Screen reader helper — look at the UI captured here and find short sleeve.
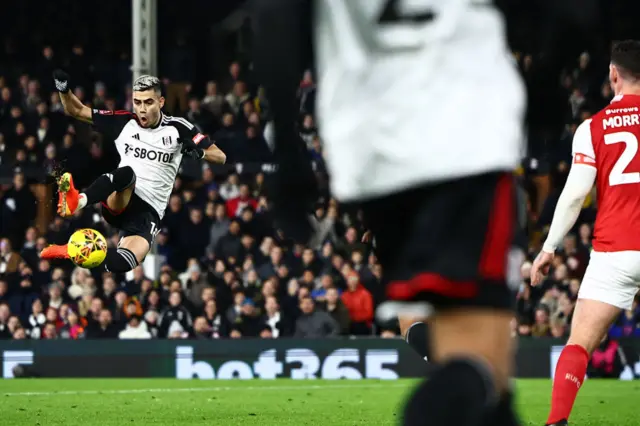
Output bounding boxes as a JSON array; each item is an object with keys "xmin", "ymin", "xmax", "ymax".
[
  {"xmin": 572, "ymin": 119, "xmax": 596, "ymax": 167},
  {"xmin": 91, "ymin": 109, "xmax": 135, "ymax": 141}
]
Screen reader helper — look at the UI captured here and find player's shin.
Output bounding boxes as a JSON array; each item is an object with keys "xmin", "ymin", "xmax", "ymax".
[
  {"xmin": 546, "ymin": 344, "xmax": 589, "ymax": 425},
  {"xmin": 547, "ymin": 298, "xmax": 620, "ymax": 425},
  {"xmin": 103, "ymin": 247, "xmax": 139, "ymax": 273},
  {"xmin": 84, "ymin": 166, "xmax": 136, "ymax": 205},
  {"xmin": 404, "ymin": 358, "xmax": 497, "ymax": 426},
  {"xmin": 403, "ymin": 309, "xmax": 516, "ymax": 426},
  {"xmin": 484, "ymin": 387, "xmax": 520, "ymax": 426}
]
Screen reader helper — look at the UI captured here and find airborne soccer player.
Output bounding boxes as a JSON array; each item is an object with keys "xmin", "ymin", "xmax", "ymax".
[
  {"xmin": 531, "ymin": 40, "xmax": 640, "ymax": 426},
  {"xmin": 40, "ymin": 71, "xmax": 226, "ymax": 272}
]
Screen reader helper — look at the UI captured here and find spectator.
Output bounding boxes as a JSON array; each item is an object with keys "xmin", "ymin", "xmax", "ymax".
[
  {"xmin": 12, "ymin": 327, "xmax": 27, "ymax": 340},
  {"xmin": 192, "ymin": 316, "xmax": 212, "ymax": 339},
  {"xmin": 1, "ymin": 171, "xmax": 36, "ymax": 247},
  {"xmin": 158, "ymin": 291, "xmax": 193, "ymax": 338},
  {"xmin": 202, "ymin": 81, "xmax": 227, "ymax": 118},
  {"xmin": 0, "ymin": 238, "xmax": 22, "ymax": 276},
  {"xmin": 186, "ymin": 97, "xmax": 215, "ymax": 134},
  {"xmin": 85, "ymin": 308, "xmax": 119, "ymax": 339},
  {"xmin": 215, "ymin": 220, "xmax": 242, "ymax": 261},
  {"xmin": 311, "ymin": 274, "xmax": 338, "ymax": 303},
  {"xmin": 46, "ymin": 281, "xmax": 65, "ymax": 311},
  {"xmin": 260, "ymin": 324, "xmax": 274, "ymax": 339},
  {"xmin": 299, "ymin": 114, "xmax": 317, "ymax": 148},
  {"xmin": 516, "ymin": 281, "xmax": 535, "ymax": 325},
  {"xmin": 263, "ymin": 295, "xmax": 292, "ymax": 338},
  {"xmin": 219, "ymin": 173, "xmax": 240, "ymax": 201},
  {"xmin": 68, "ymin": 267, "xmax": 91, "ymax": 300},
  {"xmin": 341, "ymin": 271, "xmax": 374, "ymax": 335},
  {"xmin": 258, "ymin": 245, "xmax": 284, "ymax": 281},
  {"xmin": 226, "ymin": 184, "xmax": 258, "ymax": 218},
  {"xmin": 207, "ymin": 203, "xmax": 231, "ymax": 254},
  {"xmin": 0, "ymin": 280, "xmax": 8, "ymax": 304},
  {"xmin": 179, "ymin": 208, "xmax": 210, "ymax": 261},
  {"xmin": 85, "ymin": 297, "xmax": 104, "ymax": 329},
  {"xmin": 226, "ymin": 291, "xmax": 246, "ymax": 325},
  {"xmin": 225, "ymin": 81, "xmax": 250, "ymax": 115},
  {"xmin": 324, "ymin": 287, "xmax": 350, "ymax": 336},
  {"xmin": 203, "ymin": 299, "xmax": 228, "ymax": 338},
  {"xmin": 294, "ymin": 296, "xmax": 339, "ymax": 338},
  {"xmin": 0, "ymin": 303, "xmax": 11, "ymax": 339},
  {"xmin": 59, "ymin": 310, "xmax": 85, "ymax": 339},
  {"xmin": 531, "ymin": 306, "xmax": 551, "ymax": 337},
  {"xmin": 26, "ymin": 298, "xmax": 46, "ymax": 339},
  {"xmin": 119, "ymin": 315, "xmax": 152, "ymax": 339},
  {"xmin": 588, "ymin": 336, "xmax": 626, "ymax": 378},
  {"xmin": 42, "ymin": 322, "xmax": 58, "ymax": 339},
  {"xmin": 20, "ymin": 227, "xmax": 39, "ymax": 268},
  {"xmin": 144, "ymin": 310, "xmax": 160, "ymax": 338}
]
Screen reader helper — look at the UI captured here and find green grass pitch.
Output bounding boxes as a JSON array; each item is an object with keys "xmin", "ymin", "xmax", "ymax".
[{"xmin": 2, "ymin": 379, "xmax": 639, "ymax": 425}]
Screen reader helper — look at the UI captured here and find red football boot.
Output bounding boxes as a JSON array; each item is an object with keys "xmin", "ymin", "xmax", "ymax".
[
  {"xmin": 57, "ymin": 172, "xmax": 80, "ymax": 217},
  {"xmin": 40, "ymin": 244, "xmax": 70, "ymax": 260}
]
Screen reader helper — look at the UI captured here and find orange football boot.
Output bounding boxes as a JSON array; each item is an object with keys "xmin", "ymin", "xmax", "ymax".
[
  {"xmin": 40, "ymin": 244, "xmax": 70, "ymax": 260},
  {"xmin": 57, "ymin": 172, "xmax": 80, "ymax": 217}
]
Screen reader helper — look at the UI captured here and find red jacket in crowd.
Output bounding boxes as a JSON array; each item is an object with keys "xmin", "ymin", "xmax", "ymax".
[
  {"xmin": 341, "ymin": 273, "xmax": 374, "ymax": 326},
  {"xmin": 226, "ymin": 195, "xmax": 258, "ymax": 217}
]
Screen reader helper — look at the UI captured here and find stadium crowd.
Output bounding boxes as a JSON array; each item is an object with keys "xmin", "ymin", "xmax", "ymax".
[{"xmin": 1, "ymin": 23, "xmax": 639, "ymax": 343}]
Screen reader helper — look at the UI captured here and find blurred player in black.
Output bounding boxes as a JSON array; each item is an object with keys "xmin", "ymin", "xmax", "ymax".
[{"xmin": 253, "ymin": 1, "xmax": 599, "ymax": 425}]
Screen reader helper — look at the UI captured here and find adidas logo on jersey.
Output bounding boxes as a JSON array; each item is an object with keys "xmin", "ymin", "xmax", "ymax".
[{"xmin": 132, "ymin": 134, "xmax": 140, "ymax": 140}]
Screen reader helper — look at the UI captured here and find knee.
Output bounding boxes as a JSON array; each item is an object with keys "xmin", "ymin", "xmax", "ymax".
[
  {"xmin": 566, "ymin": 338, "xmax": 596, "ymax": 356},
  {"xmin": 113, "ymin": 166, "xmax": 136, "ymax": 191}
]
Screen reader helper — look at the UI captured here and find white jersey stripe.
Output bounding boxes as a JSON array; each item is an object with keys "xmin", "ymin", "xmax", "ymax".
[{"xmin": 165, "ymin": 116, "xmax": 194, "ymax": 130}]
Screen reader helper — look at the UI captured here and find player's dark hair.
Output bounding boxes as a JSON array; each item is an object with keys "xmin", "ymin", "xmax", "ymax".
[
  {"xmin": 611, "ymin": 40, "xmax": 640, "ymax": 80},
  {"xmin": 132, "ymin": 75, "xmax": 162, "ymax": 94}
]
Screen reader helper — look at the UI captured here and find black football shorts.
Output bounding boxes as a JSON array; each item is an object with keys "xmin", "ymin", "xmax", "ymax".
[
  {"xmin": 360, "ymin": 172, "xmax": 516, "ymax": 311},
  {"xmin": 101, "ymin": 192, "xmax": 161, "ymax": 246}
]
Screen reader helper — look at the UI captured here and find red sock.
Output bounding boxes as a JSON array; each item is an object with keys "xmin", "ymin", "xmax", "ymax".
[{"xmin": 547, "ymin": 344, "xmax": 589, "ymax": 424}]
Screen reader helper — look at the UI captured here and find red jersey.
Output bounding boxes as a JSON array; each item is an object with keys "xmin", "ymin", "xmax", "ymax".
[{"xmin": 575, "ymin": 94, "xmax": 640, "ymax": 251}]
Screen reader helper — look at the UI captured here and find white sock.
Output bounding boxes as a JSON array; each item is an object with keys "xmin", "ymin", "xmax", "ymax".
[{"xmin": 77, "ymin": 193, "xmax": 88, "ymax": 210}]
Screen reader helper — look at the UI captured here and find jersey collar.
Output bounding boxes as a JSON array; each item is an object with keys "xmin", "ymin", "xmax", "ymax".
[{"xmin": 610, "ymin": 94, "xmax": 640, "ymax": 103}]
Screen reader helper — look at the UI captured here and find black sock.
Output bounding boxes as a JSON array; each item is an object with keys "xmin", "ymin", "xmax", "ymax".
[
  {"xmin": 406, "ymin": 322, "xmax": 430, "ymax": 360},
  {"xmin": 403, "ymin": 358, "xmax": 497, "ymax": 426},
  {"xmin": 104, "ymin": 247, "xmax": 139, "ymax": 273},
  {"xmin": 484, "ymin": 390, "xmax": 520, "ymax": 426},
  {"xmin": 84, "ymin": 166, "xmax": 136, "ymax": 205}
]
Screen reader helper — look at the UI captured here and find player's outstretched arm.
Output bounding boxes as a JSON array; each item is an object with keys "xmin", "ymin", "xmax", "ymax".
[
  {"xmin": 531, "ymin": 121, "xmax": 596, "ymax": 286},
  {"xmin": 202, "ymin": 144, "xmax": 226, "ymax": 164},
  {"xmin": 53, "ymin": 69, "xmax": 93, "ymax": 124},
  {"xmin": 542, "ymin": 121, "xmax": 597, "ymax": 254}
]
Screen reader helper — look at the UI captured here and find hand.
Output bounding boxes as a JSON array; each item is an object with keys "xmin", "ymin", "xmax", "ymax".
[
  {"xmin": 53, "ymin": 69, "xmax": 70, "ymax": 93},
  {"xmin": 531, "ymin": 250, "xmax": 554, "ymax": 286},
  {"xmin": 179, "ymin": 137, "xmax": 205, "ymax": 160}
]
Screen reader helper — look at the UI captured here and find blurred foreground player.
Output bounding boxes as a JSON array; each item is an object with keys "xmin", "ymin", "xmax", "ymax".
[
  {"xmin": 254, "ymin": 1, "xmax": 597, "ymax": 425},
  {"xmin": 531, "ymin": 41, "xmax": 640, "ymax": 426},
  {"xmin": 254, "ymin": 1, "xmax": 524, "ymax": 425}
]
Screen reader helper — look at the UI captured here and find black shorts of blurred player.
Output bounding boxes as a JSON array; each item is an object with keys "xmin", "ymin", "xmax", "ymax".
[{"xmin": 358, "ymin": 171, "xmax": 519, "ymax": 426}]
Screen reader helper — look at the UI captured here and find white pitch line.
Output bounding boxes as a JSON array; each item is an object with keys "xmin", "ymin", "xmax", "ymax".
[{"xmin": 3, "ymin": 382, "xmax": 410, "ymax": 397}]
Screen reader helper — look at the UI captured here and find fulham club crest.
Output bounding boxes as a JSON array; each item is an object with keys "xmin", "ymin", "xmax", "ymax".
[{"xmin": 162, "ymin": 136, "xmax": 172, "ymax": 146}]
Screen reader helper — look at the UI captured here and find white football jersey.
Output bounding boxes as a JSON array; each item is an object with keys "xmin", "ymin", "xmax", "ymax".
[
  {"xmin": 92, "ymin": 110, "xmax": 208, "ymax": 218},
  {"xmin": 314, "ymin": 0, "xmax": 526, "ymax": 201}
]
